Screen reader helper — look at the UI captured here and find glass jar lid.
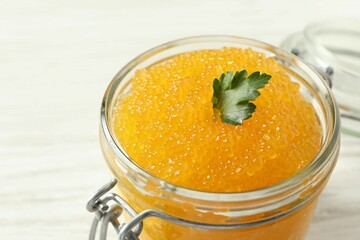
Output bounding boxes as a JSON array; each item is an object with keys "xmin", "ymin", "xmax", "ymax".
[{"xmin": 281, "ymin": 18, "xmax": 360, "ymax": 137}]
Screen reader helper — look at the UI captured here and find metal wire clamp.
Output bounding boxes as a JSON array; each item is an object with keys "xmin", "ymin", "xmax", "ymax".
[{"xmin": 86, "ymin": 179, "xmax": 142, "ymax": 240}]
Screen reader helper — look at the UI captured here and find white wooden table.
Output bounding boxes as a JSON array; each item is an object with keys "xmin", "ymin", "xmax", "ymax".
[{"xmin": 1, "ymin": 0, "xmax": 359, "ymax": 239}]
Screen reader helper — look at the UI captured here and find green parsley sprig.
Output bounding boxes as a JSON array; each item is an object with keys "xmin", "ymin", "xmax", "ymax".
[{"xmin": 212, "ymin": 70, "xmax": 271, "ymax": 125}]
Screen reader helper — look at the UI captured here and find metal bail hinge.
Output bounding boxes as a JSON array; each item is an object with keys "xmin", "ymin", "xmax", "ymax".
[{"xmin": 86, "ymin": 179, "xmax": 143, "ymax": 240}]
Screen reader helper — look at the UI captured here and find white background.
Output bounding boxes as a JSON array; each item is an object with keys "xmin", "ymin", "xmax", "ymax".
[{"xmin": 1, "ymin": 0, "xmax": 360, "ymax": 239}]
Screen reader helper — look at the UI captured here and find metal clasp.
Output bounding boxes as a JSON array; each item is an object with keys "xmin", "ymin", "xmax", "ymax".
[{"xmin": 86, "ymin": 179, "xmax": 142, "ymax": 240}]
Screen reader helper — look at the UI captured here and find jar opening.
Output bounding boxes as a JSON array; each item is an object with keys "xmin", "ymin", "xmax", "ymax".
[{"xmin": 101, "ymin": 35, "xmax": 340, "ymax": 203}]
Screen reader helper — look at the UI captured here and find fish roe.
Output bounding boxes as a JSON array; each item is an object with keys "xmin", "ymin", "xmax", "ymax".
[{"xmin": 112, "ymin": 47, "xmax": 322, "ymax": 192}]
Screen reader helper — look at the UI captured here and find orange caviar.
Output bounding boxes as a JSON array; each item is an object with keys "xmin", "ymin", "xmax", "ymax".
[{"xmin": 112, "ymin": 47, "xmax": 322, "ymax": 192}]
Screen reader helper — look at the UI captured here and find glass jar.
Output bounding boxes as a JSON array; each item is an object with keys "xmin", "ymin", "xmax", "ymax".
[{"xmin": 94, "ymin": 36, "xmax": 340, "ymax": 240}]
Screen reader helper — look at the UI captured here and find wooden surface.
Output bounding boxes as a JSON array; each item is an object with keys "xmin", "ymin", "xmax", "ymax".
[{"xmin": 1, "ymin": 0, "xmax": 360, "ymax": 239}]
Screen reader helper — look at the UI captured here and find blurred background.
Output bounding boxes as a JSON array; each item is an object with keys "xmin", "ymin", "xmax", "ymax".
[{"xmin": 1, "ymin": 0, "xmax": 359, "ymax": 239}]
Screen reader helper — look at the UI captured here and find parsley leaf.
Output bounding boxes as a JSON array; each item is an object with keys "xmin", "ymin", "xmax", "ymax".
[{"xmin": 212, "ymin": 70, "xmax": 271, "ymax": 125}]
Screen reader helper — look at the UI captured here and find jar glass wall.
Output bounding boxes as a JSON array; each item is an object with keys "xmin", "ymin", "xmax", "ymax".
[{"xmin": 100, "ymin": 36, "xmax": 340, "ymax": 240}]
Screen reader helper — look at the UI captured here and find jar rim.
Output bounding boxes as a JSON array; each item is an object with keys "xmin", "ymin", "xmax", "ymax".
[{"xmin": 100, "ymin": 35, "xmax": 340, "ymax": 202}]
